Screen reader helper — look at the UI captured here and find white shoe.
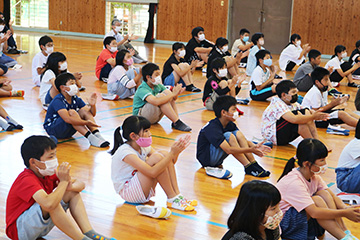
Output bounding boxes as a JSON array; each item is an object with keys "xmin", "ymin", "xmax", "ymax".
[
  {"xmin": 101, "ymin": 93, "xmax": 119, "ymax": 100},
  {"xmin": 331, "ymin": 81, "xmax": 340, "ymax": 87},
  {"xmin": 136, "ymin": 205, "xmax": 172, "ymax": 219},
  {"xmin": 327, "ymin": 124, "xmax": 350, "ymax": 132},
  {"xmin": 337, "ymin": 192, "xmax": 360, "ymax": 205},
  {"xmin": 204, "ymin": 166, "xmax": 232, "ymax": 179}
]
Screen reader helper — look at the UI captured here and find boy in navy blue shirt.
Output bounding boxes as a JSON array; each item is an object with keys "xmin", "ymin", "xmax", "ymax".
[
  {"xmin": 44, "ymin": 73, "xmax": 109, "ymax": 148},
  {"xmin": 196, "ymin": 95, "xmax": 271, "ymax": 179}
]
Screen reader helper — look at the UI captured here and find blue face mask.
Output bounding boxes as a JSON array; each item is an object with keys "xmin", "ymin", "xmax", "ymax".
[
  {"xmin": 243, "ymin": 36, "xmax": 249, "ymax": 42},
  {"xmin": 263, "ymin": 59, "xmax": 272, "ymax": 66}
]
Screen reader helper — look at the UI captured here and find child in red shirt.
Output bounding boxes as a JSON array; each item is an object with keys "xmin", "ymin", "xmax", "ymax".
[
  {"xmin": 95, "ymin": 36, "xmax": 118, "ymax": 81},
  {"xmin": 6, "ymin": 135, "xmax": 116, "ymax": 240}
]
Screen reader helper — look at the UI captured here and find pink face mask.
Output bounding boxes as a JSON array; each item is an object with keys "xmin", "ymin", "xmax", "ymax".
[
  {"xmin": 125, "ymin": 58, "xmax": 134, "ymax": 66},
  {"xmin": 136, "ymin": 136, "xmax": 152, "ymax": 147}
]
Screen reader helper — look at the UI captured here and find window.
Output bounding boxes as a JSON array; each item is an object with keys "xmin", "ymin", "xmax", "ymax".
[
  {"xmin": 11, "ymin": 0, "xmax": 49, "ymax": 28},
  {"xmin": 106, "ymin": 2, "xmax": 155, "ymax": 38}
]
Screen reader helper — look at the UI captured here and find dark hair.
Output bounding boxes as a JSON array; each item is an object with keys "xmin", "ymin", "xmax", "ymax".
[
  {"xmin": 55, "ymin": 72, "xmax": 76, "ymax": 92},
  {"xmin": 213, "ymin": 95, "xmax": 237, "ymax": 118},
  {"xmin": 104, "ymin": 36, "xmax": 116, "ymax": 48},
  {"xmin": 227, "ymin": 180, "xmax": 281, "ymax": 239},
  {"xmin": 191, "ymin": 26, "xmax": 204, "ymax": 37},
  {"xmin": 356, "ymin": 40, "xmax": 360, "ymax": 49},
  {"xmin": 111, "ymin": 18, "xmax": 120, "ymax": 26},
  {"xmin": 38, "ymin": 35, "xmax": 53, "ymax": 50},
  {"xmin": 255, "ymin": 49, "xmax": 271, "ymax": 66},
  {"xmin": 278, "ymin": 138, "xmax": 328, "ymax": 181},
  {"xmin": 211, "ymin": 57, "xmax": 227, "ymax": 76},
  {"xmin": 311, "ymin": 67, "xmax": 330, "ymax": 84},
  {"xmin": 290, "ymin": 33, "xmax": 301, "ymax": 44},
  {"xmin": 308, "ymin": 49, "xmax": 321, "ymax": 61},
  {"xmin": 239, "ymin": 28, "xmax": 250, "ymax": 36},
  {"xmin": 110, "ymin": 116, "xmax": 151, "ymax": 155},
  {"xmin": 0, "ymin": 18, "xmax": 5, "ymax": 25},
  {"xmin": 172, "ymin": 42, "xmax": 185, "ymax": 52},
  {"xmin": 332, "ymin": 45, "xmax": 346, "ymax": 59},
  {"xmin": 115, "ymin": 49, "xmax": 130, "ymax": 67},
  {"xmin": 355, "ymin": 120, "xmax": 360, "ymax": 139},
  {"xmin": 215, "ymin": 37, "xmax": 229, "ymax": 48},
  {"xmin": 44, "ymin": 52, "xmax": 66, "ymax": 77},
  {"xmin": 141, "ymin": 63, "xmax": 160, "ymax": 82},
  {"xmin": 275, "ymin": 80, "xmax": 296, "ymax": 98},
  {"xmin": 21, "ymin": 135, "xmax": 57, "ymax": 168},
  {"xmin": 251, "ymin": 32, "xmax": 264, "ymax": 45}
]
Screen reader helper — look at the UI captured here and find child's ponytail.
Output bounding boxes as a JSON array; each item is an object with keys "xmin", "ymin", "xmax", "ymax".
[
  {"xmin": 278, "ymin": 156, "xmax": 297, "ymax": 182},
  {"xmin": 109, "ymin": 126, "xmax": 124, "ymax": 155}
]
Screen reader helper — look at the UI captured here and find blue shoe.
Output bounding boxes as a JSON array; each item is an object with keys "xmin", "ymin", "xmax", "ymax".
[
  {"xmin": 252, "ymin": 140, "xmax": 273, "ymax": 148},
  {"xmin": 205, "ymin": 167, "xmax": 233, "ymax": 179},
  {"xmin": 236, "ymin": 97, "xmax": 250, "ymax": 105},
  {"xmin": 328, "ymin": 125, "xmax": 350, "ymax": 133},
  {"xmin": 326, "ymin": 126, "xmax": 349, "ymax": 136}
]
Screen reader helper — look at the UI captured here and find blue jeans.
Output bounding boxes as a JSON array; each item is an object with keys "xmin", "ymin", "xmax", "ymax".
[
  {"xmin": 163, "ymin": 72, "xmax": 185, "ymax": 87},
  {"xmin": 336, "ymin": 164, "xmax": 360, "ymax": 193},
  {"xmin": 209, "ymin": 130, "xmax": 239, "ymax": 166},
  {"xmin": 0, "ymin": 53, "xmax": 17, "ymax": 67}
]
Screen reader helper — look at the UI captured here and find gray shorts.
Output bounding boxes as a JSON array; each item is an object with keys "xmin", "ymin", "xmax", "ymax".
[
  {"xmin": 138, "ymin": 102, "xmax": 164, "ymax": 124},
  {"xmin": 204, "ymin": 92, "xmax": 219, "ymax": 111},
  {"xmin": 16, "ymin": 201, "xmax": 69, "ymax": 240}
]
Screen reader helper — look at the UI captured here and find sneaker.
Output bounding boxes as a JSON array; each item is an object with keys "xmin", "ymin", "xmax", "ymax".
[
  {"xmin": 204, "ymin": 166, "xmax": 233, "ymax": 179},
  {"xmin": 327, "ymin": 124, "xmax": 350, "ymax": 133},
  {"xmin": 165, "ymin": 85, "xmax": 173, "ymax": 91},
  {"xmin": 333, "ymin": 93, "xmax": 350, "ymax": 99},
  {"xmin": 136, "ymin": 205, "xmax": 172, "ymax": 219},
  {"xmin": 326, "ymin": 127, "xmax": 350, "ymax": 136},
  {"xmin": 178, "ymin": 195, "xmax": 198, "ymax": 206},
  {"xmin": 171, "ymin": 120, "xmax": 192, "ymax": 132},
  {"xmin": 42, "ymin": 104, "xmax": 49, "ymax": 110},
  {"xmin": 239, "ymin": 63, "xmax": 247, "ymax": 68},
  {"xmin": 167, "ymin": 197, "xmax": 195, "ymax": 211},
  {"xmin": 236, "ymin": 97, "xmax": 250, "ymax": 105},
  {"xmin": 101, "ymin": 77, "xmax": 108, "ymax": 83},
  {"xmin": 348, "ymin": 82, "xmax": 360, "ymax": 88},
  {"xmin": 331, "ymin": 82, "xmax": 340, "ymax": 87},
  {"xmin": 274, "ymin": 74, "xmax": 283, "ymax": 79},
  {"xmin": 11, "ymin": 90, "xmax": 24, "ymax": 97},
  {"xmin": 11, "ymin": 64, "xmax": 22, "ymax": 70},
  {"xmin": 352, "ymin": 74, "xmax": 360, "ymax": 80},
  {"xmin": 185, "ymin": 84, "xmax": 201, "ymax": 92},
  {"xmin": 7, "ymin": 48, "xmax": 20, "ymax": 54},
  {"xmin": 4, "ymin": 124, "xmax": 14, "ymax": 131},
  {"xmin": 101, "ymin": 93, "xmax": 119, "ymax": 100},
  {"xmin": 9, "ymin": 122, "xmax": 23, "ymax": 130},
  {"xmin": 245, "ymin": 163, "xmax": 269, "ymax": 178},
  {"xmin": 79, "ymin": 86, "xmax": 86, "ymax": 91},
  {"xmin": 236, "ymin": 107, "xmax": 244, "ymax": 115},
  {"xmin": 328, "ymin": 88, "xmax": 343, "ymax": 97},
  {"xmin": 337, "ymin": 192, "xmax": 360, "ymax": 205}
]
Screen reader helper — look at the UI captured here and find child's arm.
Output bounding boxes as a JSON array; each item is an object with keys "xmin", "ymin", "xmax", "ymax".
[
  {"xmin": 305, "ymin": 204, "xmax": 360, "ymax": 221},
  {"xmin": 298, "ymin": 44, "xmax": 311, "ymax": 60},
  {"xmin": 254, "ymin": 69, "xmax": 276, "ymax": 91},
  {"xmin": 336, "ymin": 62, "xmax": 360, "ymax": 77},
  {"xmin": 194, "ymin": 47, "xmax": 212, "ymax": 54},
  {"xmin": 171, "ymin": 60, "xmax": 198, "ymax": 77},
  {"xmin": 106, "ymin": 58, "xmax": 116, "ymax": 67},
  {"xmin": 282, "ymin": 110, "xmax": 329, "ymax": 124},
  {"xmin": 145, "ymin": 86, "xmax": 183, "ymax": 106},
  {"xmin": 312, "ymin": 97, "xmax": 345, "ymax": 112},
  {"xmin": 37, "ymin": 67, "xmax": 46, "ymax": 75},
  {"xmin": 83, "ymin": 92, "xmax": 97, "ymax": 116},
  {"xmin": 219, "ymin": 140, "xmax": 266, "ymax": 157},
  {"xmin": 57, "ymin": 109, "xmax": 99, "ymax": 127},
  {"xmin": 32, "ymin": 162, "xmax": 71, "ymax": 212},
  {"xmin": 238, "ymin": 42, "xmax": 254, "ymax": 51}
]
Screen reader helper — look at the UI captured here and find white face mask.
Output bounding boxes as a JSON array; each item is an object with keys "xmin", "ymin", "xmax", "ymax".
[
  {"xmin": 0, "ymin": 25, "xmax": 4, "ymax": 32},
  {"xmin": 311, "ymin": 163, "xmax": 328, "ymax": 175},
  {"xmin": 65, "ymin": 84, "xmax": 79, "ymax": 96},
  {"xmin": 198, "ymin": 33, "xmax": 205, "ymax": 41},
  {"xmin": 259, "ymin": 39, "xmax": 265, "ymax": 46},
  {"xmin": 221, "ymin": 46, "xmax": 228, "ymax": 53},
  {"xmin": 115, "ymin": 26, "xmax": 121, "ymax": 32},
  {"xmin": 59, "ymin": 62, "xmax": 67, "ymax": 71},
  {"xmin": 218, "ymin": 68, "xmax": 228, "ymax": 78},
  {"xmin": 341, "ymin": 52, "xmax": 347, "ymax": 58},
  {"xmin": 36, "ymin": 158, "xmax": 58, "ymax": 176},
  {"xmin": 232, "ymin": 111, "xmax": 239, "ymax": 120},
  {"xmin": 45, "ymin": 46, "xmax": 54, "ymax": 55},
  {"xmin": 152, "ymin": 76, "xmax": 162, "ymax": 85},
  {"xmin": 110, "ymin": 46, "xmax": 117, "ymax": 53},
  {"xmin": 178, "ymin": 49, "xmax": 186, "ymax": 58},
  {"xmin": 296, "ymin": 40, "xmax": 301, "ymax": 47},
  {"xmin": 263, "ymin": 210, "xmax": 283, "ymax": 230}
]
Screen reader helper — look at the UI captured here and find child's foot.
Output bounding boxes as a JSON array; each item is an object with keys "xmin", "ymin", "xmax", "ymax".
[
  {"xmin": 167, "ymin": 195, "xmax": 195, "ymax": 211},
  {"xmin": 136, "ymin": 205, "xmax": 172, "ymax": 219},
  {"xmin": 84, "ymin": 229, "xmax": 116, "ymax": 240},
  {"xmin": 331, "ymin": 81, "xmax": 340, "ymax": 87},
  {"xmin": 87, "ymin": 133, "xmax": 110, "ymax": 148},
  {"xmin": 204, "ymin": 166, "xmax": 233, "ymax": 179},
  {"xmin": 101, "ymin": 93, "xmax": 119, "ymax": 100},
  {"xmin": 6, "ymin": 116, "xmax": 23, "ymax": 129},
  {"xmin": 348, "ymin": 82, "xmax": 360, "ymax": 88},
  {"xmin": 252, "ymin": 162, "xmax": 271, "ymax": 176},
  {"xmin": 178, "ymin": 194, "xmax": 198, "ymax": 206},
  {"xmin": 79, "ymin": 86, "xmax": 86, "ymax": 91},
  {"xmin": 328, "ymin": 88, "xmax": 343, "ymax": 97},
  {"xmin": 171, "ymin": 120, "xmax": 192, "ymax": 132},
  {"xmin": 92, "ymin": 130, "xmax": 106, "ymax": 142},
  {"xmin": 10, "ymin": 90, "xmax": 24, "ymax": 97},
  {"xmin": 185, "ymin": 84, "xmax": 201, "ymax": 92},
  {"xmin": 326, "ymin": 125, "xmax": 350, "ymax": 136},
  {"xmin": 0, "ymin": 119, "xmax": 14, "ymax": 131},
  {"xmin": 245, "ymin": 162, "xmax": 269, "ymax": 177}
]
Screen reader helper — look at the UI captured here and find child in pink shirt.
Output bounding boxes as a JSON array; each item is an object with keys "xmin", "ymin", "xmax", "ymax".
[{"xmin": 276, "ymin": 139, "xmax": 360, "ymax": 240}]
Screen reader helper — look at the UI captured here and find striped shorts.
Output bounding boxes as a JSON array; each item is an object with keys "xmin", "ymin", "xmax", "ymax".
[{"xmin": 119, "ymin": 173, "xmax": 155, "ymax": 203}]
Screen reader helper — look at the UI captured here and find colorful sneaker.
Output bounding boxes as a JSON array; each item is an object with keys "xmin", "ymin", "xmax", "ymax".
[
  {"xmin": 348, "ymin": 82, "xmax": 360, "ymax": 88},
  {"xmin": 326, "ymin": 127, "xmax": 350, "ymax": 136},
  {"xmin": 331, "ymin": 82, "xmax": 340, "ymax": 87},
  {"xmin": 167, "ymin": 197, "xmax": 195, "ymax": 211},
  {"xmin": 165, "ymin": 85, "xmax": 173, "ymax": 91},
  {"xmin": 337, "ymin": 192, "xmax": 360, "ymax": 205},
  {"xmin": 328, "ymin": 125, "xmax": 350, "ymax": 133},
  {"xmin": 136, "ymin": 205, "xmax": 172, "ymax": 219},
  {"xmin": 11, "ymin": 90, "xmax": 24, "ymax": 97},
  {"xmin": 328, "ymin": 88, "xmax": 343, "ymax": 97},
  {"xmin": 204, "ymin": 166, "xmax": 233, "ymax": 179},
  {"xmin": 178, "ymin": 195, "xmax": 198, "ymax": 206}
]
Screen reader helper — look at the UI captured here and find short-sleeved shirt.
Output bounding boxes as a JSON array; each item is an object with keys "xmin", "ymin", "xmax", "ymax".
[
  {"xmin": 44, "ymin": 93, "xmax": 86, "ymax": 130},
  {"xmin": 301, "ymin": 85, "xmax": 328, "ymax": 109},
  {"xmin": 132, "ymin": 81, "xmax": 167, "ymax": 115},
  {"xmin": 111, "ymin": 143, "xmax": 151, "ymax": 193},
  {"xmin": 196, "ymin": 118, "xmax": 238, "ymax": 166},
  {"xmin": 279, "ymin": 44, "xmax": 305, "ymax": 71},
  {"xmin": 105, "ymin": 30, "xmax": 124, "ymax": 44},
  {"xmin": 293, "ymin": 61, "xmax": 318, "ymax": 86},
  {"xmin": 202, "ymin": 75, "xmax": 230, "ymax": 102},
  {"xmin": 231, "ymin": 39, "xmax": 250, "ymax": 55},
  {"xmin": 276, "ymin": 168, "xmax": 328, "ymax": 213},
  {"xmin": 39, "ymin": 69, "xmax": 56, "ymax": 105},
  {"xmin": 349, "ymin": 49, "xmax": 360, "ymax": 65},
  {"xmin": 6, "ymin": 169, "xmax": 59, "ymax": 240},
  {"xmin": 206, "ymin": 46, "xmax": 231, "ymax": 78},
  {"xmin": 184, "ymin": 37, "xmax": 214, "ymax": 62},
  {"xmin": 250, "ymin": 65, "xmax": 271, "ymax": 90},
  {"xmin": 95, "ymin": 48, "xmax": 118, "ymax": 79},
  {"xmin": 246, "ymin": 45, "xmax": 264, "ymax": 76},
  {"xmin": 32, "ymin": 52, "xmax": 48, "ymax": 86},
  {"xmin": 337, "ymin": 138, "xmax": 360, "ymax": 169},
  {"xmin": 324, "ymin": 56, "xmax": 343, "ymax": 74},
  {"xmin": 108, "ymin": 65, "xmax": 134, "ymax": 85},
  {"xmin": 162, "ymin": 53, "xmax": 186, "ymax": 80},
  {"xmin": 261, "ymin": 96, "xmax": 302, "ymax": 144}
]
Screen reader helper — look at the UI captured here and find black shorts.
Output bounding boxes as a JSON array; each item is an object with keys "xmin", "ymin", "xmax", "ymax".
[
  {"xmin": 276, "ymin": 109, "xmax": 307, "ymax": 145},
  {"xmin": 315, "ymin": 109, "xmax": 344, "ymax": 128},
  {"xmin": 330, "ymin": 62, "xmax": 352, "ymax": 82}
]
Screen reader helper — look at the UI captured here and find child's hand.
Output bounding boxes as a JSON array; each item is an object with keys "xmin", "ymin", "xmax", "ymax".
[
  {"xmin": 255, "ymin": 141, "xmax": 272, "ymax": 153},
  {"xmin": 129, "ymin": 34, "xmax": 139, "ymax": 41},
  {"xmin": 344, "ymin": 208, "xmax": 360, "ymax": 222},
  {"xmin": 171, "ymin": 134, "xmax": 191, "ymax": 155},
  {"xmin": 73, "ymin": 72, "xmax": 82, "ymax": 80},
  {"xmin": 228, "ymin": 78, "xmax": 237, "ymax": 89},
  {"xmin": 235, "ymin": 51, "xmax": 243, "ymax": 60},
  {"xmin": 313, "ymin": 111, "xmax": 330, "ymax": 121},
  {"xmin": 190, "ymin": 60, "xmax": 200, "ymax": 68},
  {"xmin": 0, "ymin": 79, "xmax": 11, "ymax": 85},
  {"xmin": 235, "ymin": 74, "xmax": 246, "ymax": 87},
  {"xmin": 196, "ymin": 61, "xmax": 204, "ymax": 68},
  {"xmin": 86, "ymin": 120, "xmax": 100, "ymax": 128},
  {"xmin": 56, "ymin": 162, "xmax": 71, "ymax": 182},
  {"xmin": 87, "ymin": 92, "xmax": 97, "ymax": 106},
  {"xmin": 251, "ymin": 146, "xmax": 265, "ymax": 157},
  {"xmin": 172, "ymin": 84, "xmax": 183, "ymax": 95}
]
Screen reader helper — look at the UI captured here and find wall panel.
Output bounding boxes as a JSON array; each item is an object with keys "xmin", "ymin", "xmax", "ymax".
[
  {"xmin": 292, "ymin": 0, "xmax": 360, "ymax": 55},
  {"xmin": 49, "ymin": 0, "xmax": 106, "ymax": 35},
  {"xmin": 156, "ymin": 0, "xmax": 228, "ymax": 43}
]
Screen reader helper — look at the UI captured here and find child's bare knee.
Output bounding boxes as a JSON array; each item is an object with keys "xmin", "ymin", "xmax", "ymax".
[
  {"xmin": 179, "ymin": 62, "xmax": 190, "ymax": 69},
  {"xmin": 146, "ymin": 152, "xmax": 164, "ymax": 166},
  {"xmin": 312, "ymin": 195, "xmax": 327, "ymax": 208},
  {"xmin": 219, "ymin": 80, "xmax": 229, "ymax": 88}
]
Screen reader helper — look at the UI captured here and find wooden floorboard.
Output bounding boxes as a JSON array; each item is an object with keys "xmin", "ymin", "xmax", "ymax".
[{"xmin": 0, "ymin": 31, "xmax": 359, "ymax": 239}]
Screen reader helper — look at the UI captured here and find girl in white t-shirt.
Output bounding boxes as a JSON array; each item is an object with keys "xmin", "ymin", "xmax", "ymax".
[
  {"xmin": 279, "ymin": 34, "xmax": 310, "ymax": 71},
  {"xmin": 110, "ymin": 115, "xmax": 197, "ymax": 211},
  {"xmin": 277, "ymin": 139, "xmax": 359, "ymax": 240},
  {"xmin": 104, "ymin": 49, "xmax": 141, "ymax": 100},
  {"xmin": 325, "ymin": 45, "xmax": 360, "ymax": 88}
]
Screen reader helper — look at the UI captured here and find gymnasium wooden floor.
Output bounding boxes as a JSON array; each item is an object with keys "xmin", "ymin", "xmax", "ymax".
[{"xmin": 0, "ymin": 32, "xmax": 359, "ymax": 240}]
